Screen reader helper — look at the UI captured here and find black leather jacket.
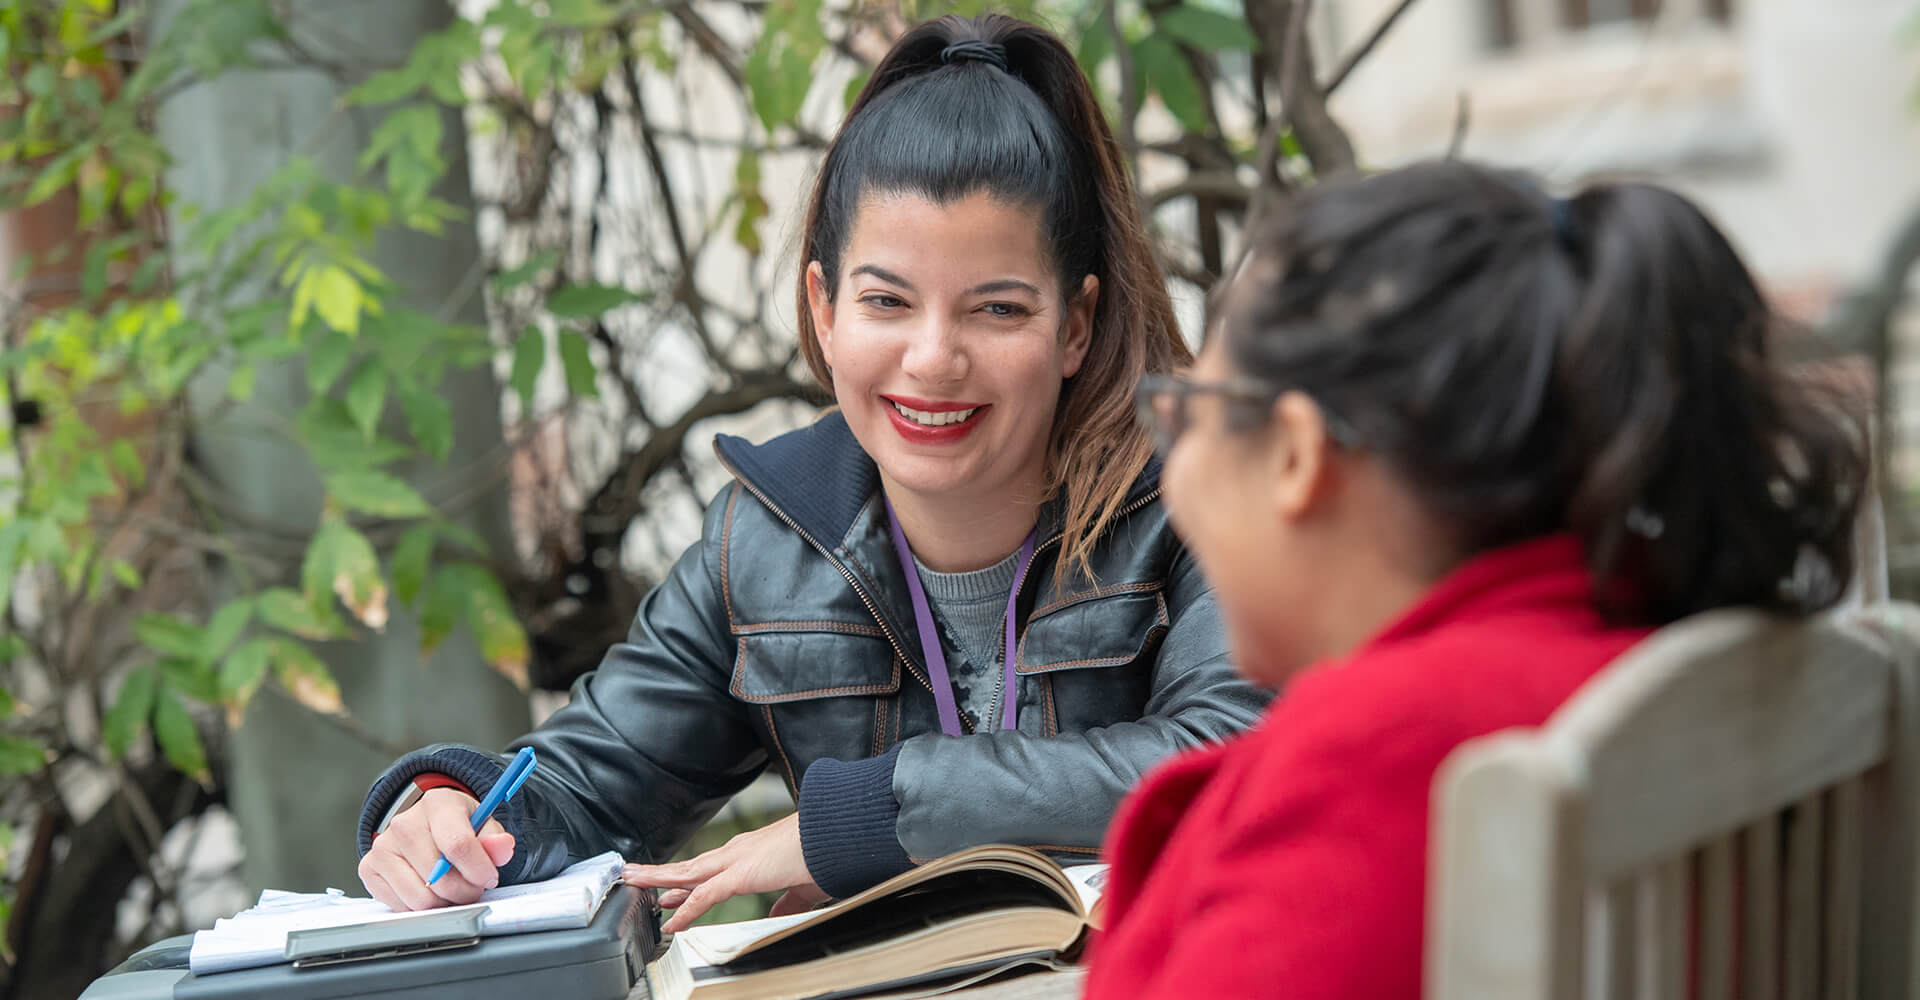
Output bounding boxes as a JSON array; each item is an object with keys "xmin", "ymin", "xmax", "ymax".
[{"xmin": 357, "ymin": 413, "xmax": 1269, "ymax": 893}]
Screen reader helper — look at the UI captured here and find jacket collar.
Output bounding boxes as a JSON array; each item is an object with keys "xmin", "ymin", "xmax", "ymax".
[{"xmin": 713, "ymin": 410, "xmax": 1162, "ymax": 550}]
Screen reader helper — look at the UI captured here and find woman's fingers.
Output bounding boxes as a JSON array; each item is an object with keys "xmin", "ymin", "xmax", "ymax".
[
  {"xmin": 364, "ymin": 849, "xmax": 447, "ymax": 912},
  {"xmin": 425, "ymin": 795, "xmax": 500, "ymax": 892},
  {"xmin": 623, "ymin": 853, "xmax": 722, "ymax": 889},
  {"xmin": 657, "ymin": 888, "xmax": 692, "ymax": 909},
  {"xmin": 661, "ymin": 877, "xmax": 735, "ymax": 934},
  {"xmin": 769, "ymin": 886, "xmax": 828, "ymax": 918}
]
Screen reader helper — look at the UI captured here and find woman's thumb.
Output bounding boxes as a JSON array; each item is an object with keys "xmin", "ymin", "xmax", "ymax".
[{"xmin": 480, "ymin": 831, "xmax": 516, "ymax": 867}]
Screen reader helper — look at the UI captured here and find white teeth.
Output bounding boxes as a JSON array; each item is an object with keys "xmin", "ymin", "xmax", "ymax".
[{"xmin": 890, "ymin": 401, "xmax": 978, "ymax": 427}]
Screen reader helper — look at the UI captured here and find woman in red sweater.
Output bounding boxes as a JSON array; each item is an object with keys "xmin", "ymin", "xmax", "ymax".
[{"xmin": 1085, "ymin": 161, "xmax": 1868, "ymax": 998}]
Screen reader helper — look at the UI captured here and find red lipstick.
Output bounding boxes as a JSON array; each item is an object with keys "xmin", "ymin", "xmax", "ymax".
[{"xmin": 881, "ymin": 395, "xmax": 989, "ymax": 446}]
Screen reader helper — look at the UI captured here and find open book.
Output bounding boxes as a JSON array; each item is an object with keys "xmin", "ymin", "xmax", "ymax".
[
  {"xmin": 187, "ymin": 850, "xmax": 625, "ymax": 974},
  {"xmin": 647, "ymin": 845, "xmax": 1106, "ymax": 1000}
]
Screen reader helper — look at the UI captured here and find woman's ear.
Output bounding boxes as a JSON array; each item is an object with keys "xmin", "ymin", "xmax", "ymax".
[
  {"xmin": 806, "ymin": 261, "xmax": 837, "ymax": 369},
  {"xmin": 1269, "ymin": 391, "xmax": 1336, "ymax": 522},
  {"xmin": 1061, "ymin": 274, "xmax": 1098, "ymax": 378}
]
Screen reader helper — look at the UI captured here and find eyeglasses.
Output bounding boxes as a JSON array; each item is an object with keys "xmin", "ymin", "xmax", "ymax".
[{"xmin": 1134, "ymin": 372, "xmax": 1359, "ymax": 454}]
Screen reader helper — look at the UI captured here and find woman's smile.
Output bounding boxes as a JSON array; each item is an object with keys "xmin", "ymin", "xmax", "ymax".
[{"xmin": 882, "ymin": 394, "xmax": 991, "ymax": 443}]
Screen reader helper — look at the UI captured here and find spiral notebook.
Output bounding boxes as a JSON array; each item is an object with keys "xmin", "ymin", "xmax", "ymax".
[{"xmin": 187, "ymin": 851, "xmax": 625, "ymax": 975}]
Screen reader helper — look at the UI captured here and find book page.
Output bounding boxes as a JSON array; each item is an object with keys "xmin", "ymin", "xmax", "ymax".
[
  {"xmin": 187, "ymin": 850, "xmax": 624, "ymax": 975},
  {"xmin": 1062, "ymin": 864, "xmax": 1107, "ymax": 913}
]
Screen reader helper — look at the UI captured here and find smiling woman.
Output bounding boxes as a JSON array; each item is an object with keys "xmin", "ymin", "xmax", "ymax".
[{"xmin": 350, "ymin": 13, "xmax": 1267, "ymax": 937}]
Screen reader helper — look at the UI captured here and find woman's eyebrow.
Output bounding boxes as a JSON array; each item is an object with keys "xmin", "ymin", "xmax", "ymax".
[
  {"xmin": 964, "ymin": 278, "xmax": 1042, "ymax": 297},
  {"xmin": 849, "ymin": 264, "xmax": 915, "ymax": 290}
]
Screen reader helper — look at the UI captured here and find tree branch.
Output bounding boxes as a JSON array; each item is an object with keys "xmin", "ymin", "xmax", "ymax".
[
  {"xmin": 1323, "ymin": 0, "xmax": 1420, "ymax": 96},
  {"xmin": 1146, "ymin": 171, "xmax": 1254, "ymax": 210},
  {"xmin": 1246, "ymin": 0, "xmax": 1356, "ymax": 178}
]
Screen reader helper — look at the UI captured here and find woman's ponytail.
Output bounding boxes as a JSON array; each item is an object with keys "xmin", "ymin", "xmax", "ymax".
[{"xmin": 1556, "ymin": 183, "xmax": 1867, "ymax": 620}]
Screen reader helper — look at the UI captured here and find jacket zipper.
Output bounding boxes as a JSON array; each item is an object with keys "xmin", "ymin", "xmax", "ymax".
[
  {"xmin": 715, "ymin": 452, "xmax": 922, "ymax": 675},
  {"xmin": 987, "ymin": 486, "xmax": 1163, "ymax": 733},
  {"xmin": 716, "ymin": 449, "xmax": 1162, "ymax": 722}
]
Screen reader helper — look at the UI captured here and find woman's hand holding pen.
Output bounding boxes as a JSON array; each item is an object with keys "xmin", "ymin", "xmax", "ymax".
[
  {"xmin": 622, "ymin": 812, "xmax": 828, "ymax": 933},
  {"xmin": 358, "ymin": 788, "xmax": 517, "ymax": 911}
]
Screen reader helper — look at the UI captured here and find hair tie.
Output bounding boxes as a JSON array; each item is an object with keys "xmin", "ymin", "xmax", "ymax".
[
  {"xmin": 941, "ymin": 39, "xmax": 1009, "ymax": 72},
  {"xmin": 1548, "ymin": 197, "xmax": 1582, "ymax": 253}
]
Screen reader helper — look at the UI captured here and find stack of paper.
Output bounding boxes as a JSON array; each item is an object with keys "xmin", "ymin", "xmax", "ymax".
[{"xmin": 188, "ymin": 851, "xmax": 624, "ymax": 975}]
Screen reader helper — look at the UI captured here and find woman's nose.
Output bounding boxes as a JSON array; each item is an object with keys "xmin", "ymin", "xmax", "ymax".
[{"xmin": 900, "ymin": 315, "xmax": 968, "ymax": 384}]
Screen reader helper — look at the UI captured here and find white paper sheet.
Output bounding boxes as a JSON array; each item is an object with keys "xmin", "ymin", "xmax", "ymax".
[{"xmin": 187, "ymin": 850, "xmax": 624, "ymax": 975}]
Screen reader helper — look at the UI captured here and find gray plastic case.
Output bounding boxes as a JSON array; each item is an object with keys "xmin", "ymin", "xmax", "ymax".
[{"xmin": 80, "ymin": 885, "xmax": 659, "ymax": 1000}]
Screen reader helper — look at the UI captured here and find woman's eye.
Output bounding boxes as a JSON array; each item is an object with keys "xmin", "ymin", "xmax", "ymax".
[
  {"xmin": 982, "ymin": 302, "xmax": 1030, "ymax": 319},
  {"xmin": 861, "ymin": 294, "xmax": 905, "ymax": 310}
]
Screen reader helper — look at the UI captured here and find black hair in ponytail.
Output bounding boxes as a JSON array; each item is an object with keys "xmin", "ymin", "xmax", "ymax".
[
  {"xmin": 795, "ymin": 14, "xmax": 1190, "ymax": 583},
  {"xmin": 1221, "ymin": 160, "xmax": 1867, "ymax": 623}
]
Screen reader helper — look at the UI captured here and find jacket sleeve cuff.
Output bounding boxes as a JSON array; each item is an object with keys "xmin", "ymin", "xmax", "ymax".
[
  {"xmin": 356, "ymin": 745, "xmax": 510, "ymax": 860},
  {"xmin": 798, "ymin": 746, "xmax": 912, "ymax": 899}
]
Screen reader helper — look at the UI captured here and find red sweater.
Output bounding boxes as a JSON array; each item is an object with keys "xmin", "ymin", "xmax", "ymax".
[{"xmin": 1084, "ymin": 536, "xmax": 1652, "ymax": 999}]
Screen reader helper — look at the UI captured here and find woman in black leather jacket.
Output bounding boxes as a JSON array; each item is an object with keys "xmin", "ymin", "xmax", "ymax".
[{"xmin": 354, "ymin": 13, "xmax": 1269, "ymax": 929}]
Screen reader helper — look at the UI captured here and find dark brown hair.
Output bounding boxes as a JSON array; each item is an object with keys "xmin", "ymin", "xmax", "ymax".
[
  {"xmin": 794, "ymin": 13, "xmax": 1189, "ymax": 582},
  {"xmin": 1221, "ymin": 160, "xmax": 1867, "ymax": 623}
]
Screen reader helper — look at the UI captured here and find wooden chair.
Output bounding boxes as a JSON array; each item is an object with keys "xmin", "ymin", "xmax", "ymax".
[{"xmin": 1426, "ymin": 603, "xmax": 1920, "ymax": 999}]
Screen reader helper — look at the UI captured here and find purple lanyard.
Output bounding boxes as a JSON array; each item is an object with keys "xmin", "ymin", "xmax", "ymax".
[{"xmin": 884, "ymin": 498, "xmax": 1038, "ymax": 738}]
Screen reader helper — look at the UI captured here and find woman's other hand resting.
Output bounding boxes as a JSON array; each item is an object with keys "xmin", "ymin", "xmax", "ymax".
[{"xmin": 622, "ymin": 812, "xmax": 829, "ymax": 934}]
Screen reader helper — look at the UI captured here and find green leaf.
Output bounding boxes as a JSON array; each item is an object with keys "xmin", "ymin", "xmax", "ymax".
[
  {"xmin": 0, "ymin": 687, "xmax": 12, "ymax": 717},
  {"xmin": 546, "ymin": 283, "xmax": 648, "ymax": 319},
  {"xmin": 159, "ymin": 657, "xmax": 222, "ymax": 704},
  {"xmin": 744, "ymin": 0, "xmax": 825, "ymax": 132},
  {"xmin": 434, "ymin": 520, "xmax": 492, "ymax": 558},
  {"xmin": 842, "ymin": 69, "xmax": 872, "ymax": 112},
  {"xmin": 346, "ymin": 66, "xmax": 423, "ymax": 106},
  {"xmin": 309, "ymin": 519, "xmax": 387, "ymax": 629},
  {"xmin": 345, "ymin": 363, "xmax": 388, "ymax": 441},
  {"xmin": 202, "ymin": 598, "xmax": 254, "ymax": 660},
  {"xmin": 491, "ymin": 250, "xmax": 561, "ymax": 292},
  {"xmin": 399, "ymin": 383, "xmax": 453, "ymax": 461},
  {"xmin": 227, "ymin": 362, "xmax": 258, "ymax": 402},
  {"xmin": 220, "ymin": 638, "xmax": 273, "ymax": 700},
  {"xmin": 325, "ymin": 470, "xmax": 434, "ymax": 519},
  {"xmin": 392, "ymin": 524, "xmax": 437, "ymax": 606},
  {"xmin": 734, "ymin": 152, "xmax": 769, "ymax": 258},
  {"xmin": 1077, "ymin": 18, "xmax": 1114, "ymax": 76},
  {"xmin": 296, "ymin": 399, "xmax": 412, "ymax": 470},
  {"xmin": 258, "ymin": 587, "xmax": 349, "ymax": 641},
  {"xmin": 135, "ymin": 614, "xmax": 206, "ymax": 661},
  {"xmin": 112, "ymin": 560, "xmax": 142, "ymax": 589},
  {"xmin": 270, "ymin": 639, "xmax": 344, "ymax": 714},
  {"xmin": 308, "ymin": 331, "xmax": 356, "ymax": 395},
  {"xmin": 1155, "ymin": 7, "xmax": 1258, "ymax": 51},
  {"xmin": 110, "ymin": 439, "xmax": 145, "ymax": 489},
  {"xmin": 509, "ymin": 327, "xmax": 545, "ymax": 409},
  {"xmin": 153, "ymin": 686, "xmax": 210, "ymax": 783},
  {"xmin": 1136, "ymin": 35, "xmax": 1212, "ymax": 133},
  {"xmin": 463, "ymin": 568, "xmax": 530, "ymax": 688},
  {"xmin": 310, "ymin": 265, "xmax": 365, "ymax": 336},
  {"xmin": 559, "ymin": 331, "xmax": 597, "ymax": 398},
  {"xmin": 421, "ymin": 563, "xmax": 527, "ymax": 685},
  {"xmin": 420, "ymin": 565, "xmax": 466, "ymax": 655},
  {"xmin": 0, "ymin": 735, "xmax": 46, "ymax": 778},
  {"xmin": 104, "ymin": 666, "xmax": 158, "ymax": 758}
]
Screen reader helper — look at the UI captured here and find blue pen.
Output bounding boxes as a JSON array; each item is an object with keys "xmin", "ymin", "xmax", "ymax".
[{"xmin": 426, "ymin": 746, "xmax": 537, "ymax": 887}]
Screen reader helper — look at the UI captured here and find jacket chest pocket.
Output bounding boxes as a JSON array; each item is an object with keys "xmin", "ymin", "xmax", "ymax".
[
  {"xmin": 731, "ymin": 626, "xmax": 902, "ymax": 791},
  {"xmin": 1016, "ymin": 586, "xmax": 1170, "ymax": 736}
]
